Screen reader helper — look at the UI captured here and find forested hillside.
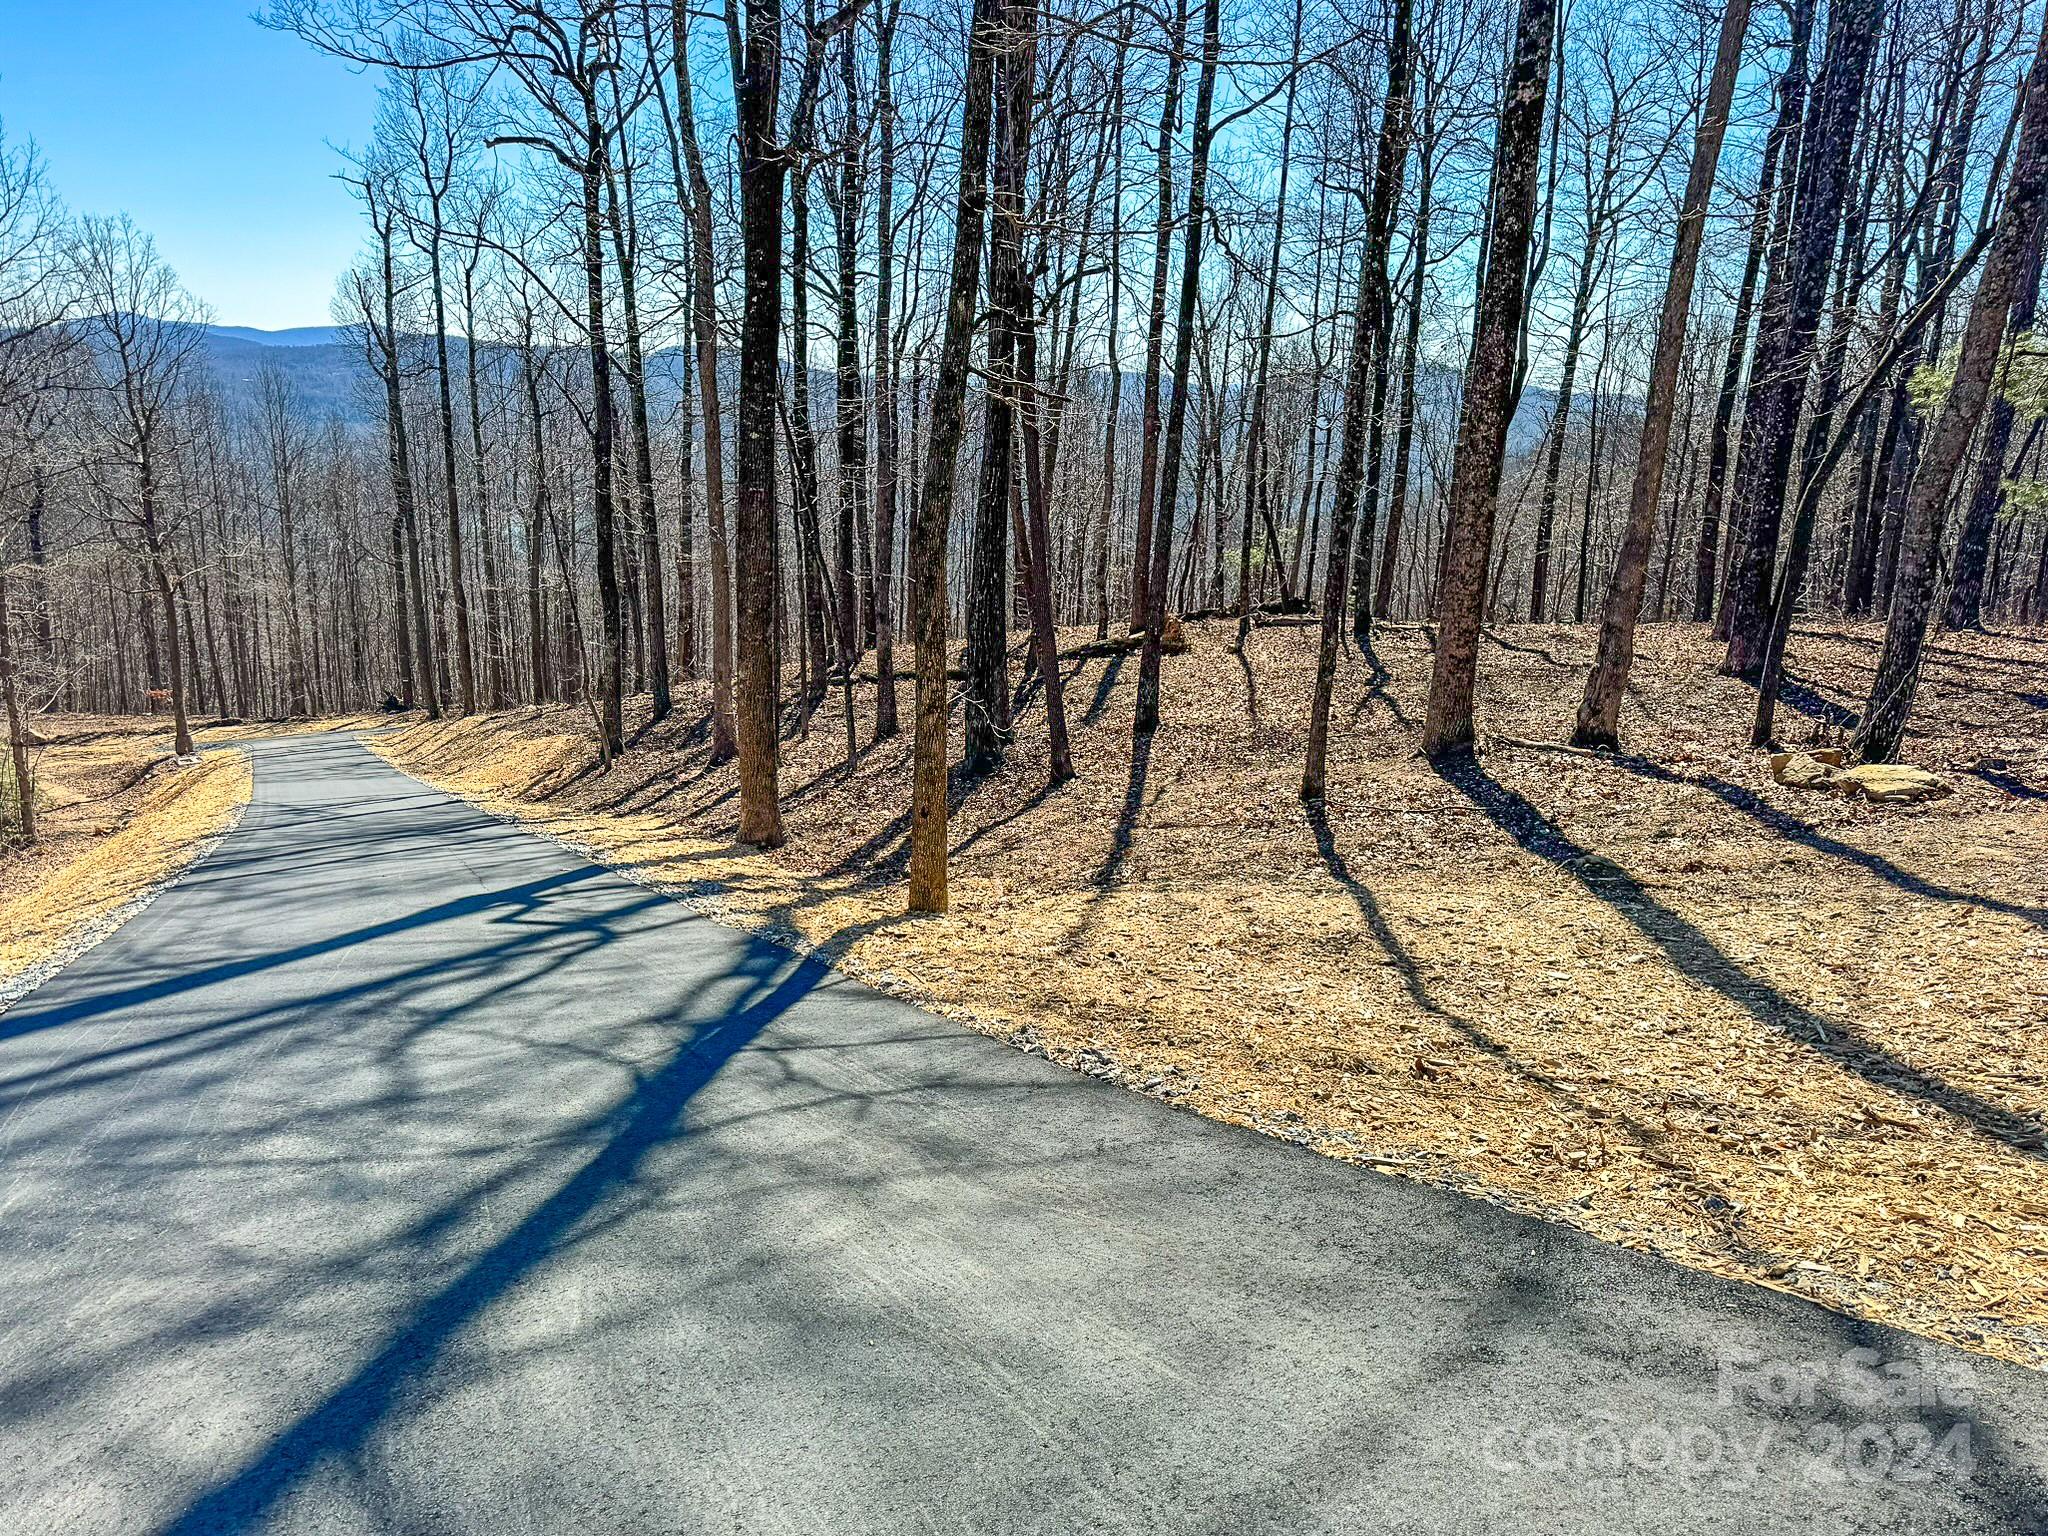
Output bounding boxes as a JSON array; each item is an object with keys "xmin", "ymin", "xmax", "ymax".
[{"xmin": 3, "ymin": 0, "xmax": 2045, "ymax": 890}]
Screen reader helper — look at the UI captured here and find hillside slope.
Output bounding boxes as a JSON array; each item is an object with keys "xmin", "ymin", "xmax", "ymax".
[{"xmin": 375, "ymin": 618, "xmax": 2048, "ymax": 1367}]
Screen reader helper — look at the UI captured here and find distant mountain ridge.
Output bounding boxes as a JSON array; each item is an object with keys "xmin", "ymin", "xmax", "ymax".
[
  {"xmin": 184, "ymin": 322, "xmax": 1587, "ymax": 455},
  {"xmin": 190, "ymin": 321, "xmax": 694, "ymax": 429},
  {"xmin": 206, "ymin": 324, "xmax": 351, "ymax": 348},
  {"xmin": 196, "ymin": 322, "xmax": 372, "ymax": 423}
]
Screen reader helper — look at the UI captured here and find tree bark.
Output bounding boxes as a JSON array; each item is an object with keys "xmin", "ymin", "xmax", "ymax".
[
  {"xmin": 871, "ymin": 3, "xmax": 902, "ymax": 736},
  {"xmin": 671, "ymin": 0, "xmax": 739, "ymax": 761},
  {"xmin": 1946, "ymin": 209, "xmax": 2047, "ymax": 629},
  {"xmin": 962, "ymin": 0, "xmax": 1028, "ymax": 774},
  {"xmin": 1133, "ymin": 0, "xmax": 1224, "ymax": 737},
  {"xmin": 578, "ymin": 135, "xmax": 626, "ymax": 759},
  {"xmin": 907, "ymin": 0, "xmax": 999, "ymax": 914},
  {"xmin": 0, "ymin": 565, "xmax": 34, "ymax": 843},
  {"xmin": 1419, "ymin": 0, "xmax": 1556, "ymax": 759},
  {"xmin": 1128, "ymin": 0, "xmax": 1190, "ymax": 634},
  {"xmin": 733, "ymin": 0, "xmax": 788, "ymax": 845},
  {"xmin": 1857, "ymin": 6, "xmax": 2048, "ymax": 762},
  {"xmin": 1719, "ymin": 0, "xmax": 1880, "ymax": 678},
  {"xmin": 1300, "ymin": 0, "xmax": 1415, "ymax": 796},
  {"xmin": 1576, "ymin": 0, "xmax": 1752, "ymax": 747}
]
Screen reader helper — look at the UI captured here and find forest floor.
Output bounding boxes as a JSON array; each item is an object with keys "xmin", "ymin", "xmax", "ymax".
[
  {"xmin": 0, "ymin": 716, "xmax": 271, "ymax": 996},
  {"xmin": 372, "ymin": 619, "xmax": 2037, "ymax": 1368}
]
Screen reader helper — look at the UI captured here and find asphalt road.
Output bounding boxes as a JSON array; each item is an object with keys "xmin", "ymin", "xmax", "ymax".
[{"xmin": 1, "ymin": 733, "xmax": 2042, "ymax": 1536}]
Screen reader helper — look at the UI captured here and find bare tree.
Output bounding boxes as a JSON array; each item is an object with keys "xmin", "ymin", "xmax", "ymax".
[
  {"xmin": 1858, "ymin": 0, "xmax": 2048, "ymax": 761},
  {"xmin": 1576, "ymin": 0, "xmax": 1752, "ymax": 747},
  {"xmin": 1420, "ymin": 0, "xmax": 1558, "ymax": 758},
  {"xmin": 907, "ymin": 0, "xmax": 998, "ymax": 914},
  {"xmin": 71, "ymin": 216, "xmax": 211, "ymax": 757}
]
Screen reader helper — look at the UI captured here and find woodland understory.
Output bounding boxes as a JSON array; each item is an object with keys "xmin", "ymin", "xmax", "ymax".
[{"xmin": 362, "ymin": 617, "xmax": 2047, "ymax": 1367}]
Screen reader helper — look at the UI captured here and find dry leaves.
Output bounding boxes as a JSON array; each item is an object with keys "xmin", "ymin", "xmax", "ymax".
[
  {"xmin": 0, "ymin": 736, "xmax": 252, "ymax": 987},
  {"xmin": 373, "ymin": 619, "xmax": 2048, "ymax": 1369}
]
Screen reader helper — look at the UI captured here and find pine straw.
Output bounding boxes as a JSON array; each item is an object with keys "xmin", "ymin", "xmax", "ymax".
[
  {"xmin": 371, "ymin": 618, "xmax": 2048, "ymax": 1369},
  {"xmin": 0, "ymin": 741, "xmax": 252, "ymax": 988}
]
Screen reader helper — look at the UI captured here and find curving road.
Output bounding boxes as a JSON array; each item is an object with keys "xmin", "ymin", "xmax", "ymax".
[{"xmin": 0, "ymin": 733, "xmax": 2042, "ymax": 1535}]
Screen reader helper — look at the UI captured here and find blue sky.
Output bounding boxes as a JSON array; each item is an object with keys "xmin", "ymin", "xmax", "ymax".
[{"xmin": 0, "ymin": 1, "xmax": 379, "ymax": 328}]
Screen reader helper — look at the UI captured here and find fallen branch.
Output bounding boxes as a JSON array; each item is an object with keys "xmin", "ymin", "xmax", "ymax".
[{"xmin": 1486, "ymin": 734, "xmax": 1606, "ymax": 760}]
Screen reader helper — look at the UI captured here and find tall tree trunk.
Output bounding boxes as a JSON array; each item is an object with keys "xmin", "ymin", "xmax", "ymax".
[
  {"xmin": 1858, "ymin": 7, "xmax": 2048, "ymax": 762},
  {"xmin": 1237, "ymin": 0, "xmax": 1304, "ymax": 645},
  {"xmin": 272, "ymin": 421, "xmax": 313, "ymax": 717},
  {"xmin": 1843, "ymin": 149, "xmax": 1908, "ymax": 615},
  {"xmin": 1946, "ymin": 210, "xmax": 2047, "ymax": 629},
  {"xmin": 907, "ymin": 0, "xmax": 998, "ymax": 914},
  {"xmin": 1375, "ymin": 147, "xmax": 1434, "ymax": 620},
  {"xmin": 1719, "ymin": 0, "xmax": 1880, "ymax": 678},
  {"xmin": 1576, "ymin": 0, "xmax": 1751, "ymax": 746},
  {"xmin": 871, "ymin": 2, "xmax": 903, "ymax": 738},
  {"xmin": 962, "ymin": 0, "xmax": 1033, "ymax": 772},
  {"xmin": 732, "ymin": 0, "xmax": 787, "ymax": 845},
  {"xmin": 1133, "ymin": 0, "xmax": 1223, "ymax": 737},
  {"xmin": 1419, "ymin": 0, "xmax": 1556, "ymax": 758},
  {"xmin": 1875, "ymin": 23, "xmax": 1994, "ymax": 616},
  {"xmin": 1692, "ymin": 30, "xmax": 1799, "ymax": 623},
  {"xmin": 1128, "ymin": 0, "xmax": 1190, "ymax": 634},
  {"xmin": 140, "ymin": 453, "xmax": 194, "ymax": 758},
  {"xmin": 1529, "ymin": 266, "xmax": 1598, "ymax": 623},
  {"xmin": 579, "ymin": 133, "xmax": 626, "ymax": 760},
  {"xmin": 604, "ymin": 135, "xmax": 672, "ymax": 720},
  {"xmin": 389, "ymin": 512, "xmax": 417, "ymax": 709},
  {"xmin": 1751, "ymin": 218, "xmax": 1994, "ymax": 746},
  {"xmin": 1300, "ymin": 0, "xmax": 1415, "ymax": 795},
  {"xmin": 672, "ymin": 0, "xmax": 738, "ymax": 761},
  {"xmin": 0, "ymin": 565, "xmax": 35, "ymax": 843},
  {"xmin": 426, "ymin": 225, "xmax": 477, "ymax": 715},
  {"xmin": 1093, "ymin": 15, "xmax": 1130, "ymax": 640},
  {"xmin": 833, "ymin": 28, "xmax": 869, "ymax": 696},
  {"xmin": 520, "ymin": 323, "xmax": 556, "ymax": 704},
  {"xmin": 463, "ymin": 261, "xmax": 510, "ymax": 708},
  {"xmin": 373, "ymin": 222, "xmax": 439, "ymax": 719},
  {"xmin": 1008, "ymin": 0, "xmax": 1072, "ymax": 786},
  {"xmin": 788, "ymin": 151, "xmax": 836, "ymax": 734}
]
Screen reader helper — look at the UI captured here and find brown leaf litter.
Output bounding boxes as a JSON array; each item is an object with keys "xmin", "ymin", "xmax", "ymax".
[
  {"xmin": 1, "ymin": 722, "xmax": 254, "ymax": 990},
  {"xmin": 366, "ymin": 619, "xmax": 2048, "ymax": 1368}
]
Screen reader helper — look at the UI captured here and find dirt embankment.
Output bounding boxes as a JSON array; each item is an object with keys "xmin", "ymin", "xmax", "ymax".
[{"xmin": 370, "ymin": 620, "xmax": 2048, "ymax": 1368}]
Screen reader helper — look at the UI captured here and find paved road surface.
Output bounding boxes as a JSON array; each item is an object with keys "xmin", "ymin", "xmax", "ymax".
[{"xmin": 1, "ymin": 734, "xmax": 2042, "ymax": 1535}]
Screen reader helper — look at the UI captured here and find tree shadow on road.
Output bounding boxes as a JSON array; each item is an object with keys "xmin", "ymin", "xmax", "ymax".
[{"xmin": 142, "ymin": 933, "xmax": 829, "ymax": 1536}]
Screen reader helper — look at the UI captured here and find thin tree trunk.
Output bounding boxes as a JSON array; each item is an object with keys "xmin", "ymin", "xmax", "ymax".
[
  {"xmin": 672, "ymin": 0, "xmax": 738, "ymax": 761},
  {"xmin": 1577, "ymin": 0, "xmax": 1751, "ymax": 745},
  {"xmin": 1128, "ymin": 0, "xmax": 1190, "ymax": 634},
  {"xmin": 871, "ymin": 2, "xmax": 902, "ymax": 737},
  {"xmin": 1237, "ymin": 0, "xmax": 1304, "ymax": 645},
  {"xmin": 603, "ymin": 131, "xmax": 672, "ymax": 720},
  {"xmin": 907, "ymin": 0, "xmax": 998, "ymax": 913},
  {"xmin": 426, "ymin": 224, "xmax": 477, "ymax": 715},
  {"xmin": 1946, "ymin": 209, "xmax": 2047, "ymax": 629},
  {"xmin": 1134, "ymin": 0, "xmax": 1224, "ymax": 737},
  {"xmin": 1376, "ymin": 149, "xmax": 1434, "ymax": 620},
  {"xmin": 1301, "ymin": 0, "xmax": 1416, "ymax": 794},
  {"xmin": 1858, "ymin": 8, "xmax": 2048, "ymax": 761},
  {"xmin": 0, "ymin": 565, "xmax": 34, "ymax": 843},
  {"xmin": 578, "ymin": 134, "xmax": 626, "ymax": 759}
]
